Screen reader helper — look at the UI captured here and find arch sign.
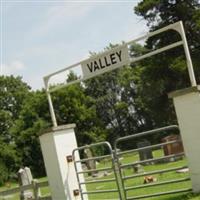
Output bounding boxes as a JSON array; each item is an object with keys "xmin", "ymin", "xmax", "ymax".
[
  {"xmin": 81, "ymin": 44, "xmax": 130, "ymax": 79},
  {"xmin": 43, "ymin": 21, "xmax": 197, "ymax": 127}
]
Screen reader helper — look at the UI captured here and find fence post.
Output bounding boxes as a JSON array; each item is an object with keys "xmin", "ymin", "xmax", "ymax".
[
  {"xmin": 32, "ymin": 180, "xmax": 40, "ymax": 200},
  {"xmin": 17, "ymin": 167, "xmax": 33, "ymax": 200}
]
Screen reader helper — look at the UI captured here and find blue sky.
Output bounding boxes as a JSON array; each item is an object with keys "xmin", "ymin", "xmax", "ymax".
[{"xmin": 1, "ymin": 0, "xmax": 147, "ymax": 90}]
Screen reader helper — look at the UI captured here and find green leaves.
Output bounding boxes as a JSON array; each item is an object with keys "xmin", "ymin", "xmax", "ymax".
[{"xmin": 0, "ymin": 0, "xmax": 200, "ymax": 184}]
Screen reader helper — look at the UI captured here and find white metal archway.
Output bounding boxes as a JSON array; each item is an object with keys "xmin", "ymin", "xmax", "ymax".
[{"xmin": 43, "ymin": 21, "xmax": 196, "ymax": 127}]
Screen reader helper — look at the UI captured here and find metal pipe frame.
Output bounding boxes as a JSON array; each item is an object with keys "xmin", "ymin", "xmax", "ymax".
[
  {"xmin": 74, "ymin": 154, "xmax": 111, "ymax": 163},
  {"xmin": 72, "ymin": 141, "xmax": 123, "ymax": 200},
  {"xmin": 82, "ymin": 189, "xmax": 118, "ymax": 195},
  {"xmin": 114, "ymin": 125, "xmax": 179, "ymax": 150},
  {"xmin": 120, "ymin": 152, "xmax": 185, "ymax": 169},
  {"xmin": 117, "ymin": 139, "xmax": 181, "ymax": 156},
  {"xmin": 114, "ymin": 125, "xmax": 179, "ymax": 199},
  {"xmin": 80, "ymin": 178, "xmax": 116, "ymax": 185},
  {"xmin": 43, "ymin": 21, "xmax": 196, "ymax": 127},
  {"xmin": 125, "ymin": 177, "xmax": 190, "ymax": 191},
  {"xmin": 114, "ymin": 125, "xmax": 191, "ymax": 199},
  {"xmin": 123, "ymin": 165, "xmax": 188, "ymax": 181},
  {"xmin": 77, "ymin": 166, "xmax": 112, "ymax": 174},
  {"xmin": 127, "ymin": 188, "xmax": 192, "ymax": 200}
]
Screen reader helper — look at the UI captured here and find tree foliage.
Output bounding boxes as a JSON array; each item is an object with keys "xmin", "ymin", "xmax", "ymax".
[
  {"xmin": 0, "ymin": 76, "xmax": 30, "ymax": 184},
  {"xmin": 10, "ymin": 90, "xmax": 50, "ymax": 177},
  {"xmin": 0, "ymin": 0, "xmax": 200, "ymax": 183},
  {"xmin": 133, "ymin": 0, "xmax": 200, "ymax": 127}
]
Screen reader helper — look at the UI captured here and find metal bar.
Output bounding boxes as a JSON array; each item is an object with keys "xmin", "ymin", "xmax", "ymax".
[
  {"xmin": 49, "ymin": 78, "xmax": 82, "ymax": 93},
  {"xmin": 114, "ymin": 125, "xmax": 179, "ymax": 150},
  {"xmin": 125, "ymin": 177, "xmax": 190, "ymax": 191},
  {"xmin": 73, "ymin": 141, "xmax": 111, "ymax": 153},
  {"xmin": 46, "ymin": 91, "xmax": 57, "ymax": 127},
  {"xmin": 75, "ymin": 154, "xmax": 111, "ymax": 163},
  {"xmin": 80, "ymin": 178, "xmax": 116, "ymax": 185},
  {"xmin": 44, "ymin": 62, "xmax": 81, "ymax": 82},
  {"xmin": 44, "ymin": 21, "xmax": 182, "ymax": 89},
  {"xmin": 73, "ymin": 155, "xmax": 84, "ymax": 200},
  {"xmin": 114, "ymin": 125, "xmax": 179, "ymax": 199},
  {"xmin": 129, "ymin": 41, "xmax": 183, "ymax": 63},
  {"xmin": 123, "ymin": 165, "xmax": 188, "ymax": 180},
  {"xmin": 44, "ymin": 43, "xmax": 127, "ymax": 84},
  {"xmin": 117, "ymin": 139, "xmax": 181, "ymax": 156},
  {"xmin": 120, "ymin": 152, "xmax": 184, "ymax": 169},
  {"xmin": 126, "ymin": 21, "xmax": 182, "ymax": 46},
  {"xmin": 126, "ymin": 188, "xmax": 192, "ymax": 200},
  {"xmin": 179, "ymin": 21, "xmax": 197, "ymax": 86},
  {"xmin": 48, "ymin": 41, "xmax": 183, "ymax": 94},
  {"xmin": 72, "ymin": 141, "xmax": 124, "ymax": 200},
  {"xmin": 82, "ymin": 189, "xmax": 118, "ymax": 195},
  {"xmin": 77, "ymin": 166, "xmax": 112, "ymax": 174}
]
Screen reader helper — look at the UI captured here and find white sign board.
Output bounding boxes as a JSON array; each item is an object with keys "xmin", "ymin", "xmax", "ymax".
[{"xmin": 81, "ymin": 45, "xmax": 130, "ymax": 79}]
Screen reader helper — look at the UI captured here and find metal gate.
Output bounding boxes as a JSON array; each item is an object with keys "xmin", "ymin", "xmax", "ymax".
[
  {"xmin": 114, "ymin": 125, "xmax": 192, "ymax": 200},
  {"xmin": 73, "ymin": 126, "xmax": 192, "ymax": 200},
  {"xmin": 72, "ymin": 141, "xmax": 123, "ymax": 200}
]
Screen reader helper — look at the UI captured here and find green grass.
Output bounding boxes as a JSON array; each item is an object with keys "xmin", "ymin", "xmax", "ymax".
[
  {"xmin": 1, "ymin": 149, "xmax": 200, "ymax": 200},
  {"xmin": 84, "ymin": 149, "xmax": 199, "ymax": 200}
]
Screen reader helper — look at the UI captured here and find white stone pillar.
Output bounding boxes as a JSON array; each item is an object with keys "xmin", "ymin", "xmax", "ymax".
[
  {"xmin": 39, "ymin": 124, "xmax": 87, "ymax": 200},
  {"xmin": 169, "ymin": 86, "xmax": 200, "ymax": 193}
]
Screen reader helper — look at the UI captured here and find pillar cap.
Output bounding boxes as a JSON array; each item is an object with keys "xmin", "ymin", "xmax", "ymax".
[
  {"xmin": 168, "ymin": 85, "xmax": 200, "ymax": 98},
  {"xmin": 40, "ymin": 124, "xmax": 76, "ymax": 136}
]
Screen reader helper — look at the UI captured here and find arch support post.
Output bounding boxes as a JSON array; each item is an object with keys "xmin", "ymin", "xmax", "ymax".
[
  {"xmin": 39, "ymin": 124, "xmax": 87, "ymax": 200},
  {"xmin": 169, "ymin": 86, "xmax": 200, "ymax": 193}
]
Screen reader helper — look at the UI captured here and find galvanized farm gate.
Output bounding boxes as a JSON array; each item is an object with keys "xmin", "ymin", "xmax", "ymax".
[
  {"xmin": 72, "ymin": 141, "xmax": 124, "ymax": 200},
  {"xmin": 73, "ymin": 125, "xmax": 192, "ymax": 200}
]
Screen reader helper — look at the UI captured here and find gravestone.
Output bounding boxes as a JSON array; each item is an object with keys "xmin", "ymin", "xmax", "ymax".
[
  {"xmin": 137, "ymin": 140, "xmax": 153, "ymax": 165},
  {"xmin": 162, "ymin": 134, "xmax": 184, "ymax": 162},
  {"xmin": 17, "ymin": 167, "xmax": 33, "ymax": 200},
  {"xmin": 83, "ymin": 148, "xmax": 97, "ymax": 177},
  {"xmin": 162, "ymin": 135, "xmax": 184, "ymax": 156},
  {"xmin": 133, "ymin": 163, "xmax": 144, "ymax": 174}
]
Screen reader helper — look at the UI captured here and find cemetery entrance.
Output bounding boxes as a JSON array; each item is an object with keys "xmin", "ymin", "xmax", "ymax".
[
  {"xmin": 73, "ymin": 125, "xmax": 192, "ymax": 200},
  {"xmin": 42, "ymin": 21, "xmax": 200, "ymax": 200}
]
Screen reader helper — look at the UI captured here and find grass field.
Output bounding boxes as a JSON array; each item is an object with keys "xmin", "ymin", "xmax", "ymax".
[
  {"xmin": 83, "ymin": 149, "xmax": 200, "ymax": 200},
  {"xmin": 1, "ymin": 149, "xmax": 200, "ymax": 200}
]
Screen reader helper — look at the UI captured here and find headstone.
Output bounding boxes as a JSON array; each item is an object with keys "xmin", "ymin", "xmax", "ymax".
[
  {"xmin": 83, "ymin": 148, "xmax": 97, "ymax": 177},
  {"xmin": 162, "ymin": 135, "xmax": 184, "ymax": 156},
  {"xmin": 133, "ymin": 163, "xmax": 144, "ymax": 174},
  {"xmin": 17, "ymin": 167, "xmax": 33, "ymax": 200},
  {"xmin": 137, "ymin": 140, "xmax": 153, "ymax": 165}
]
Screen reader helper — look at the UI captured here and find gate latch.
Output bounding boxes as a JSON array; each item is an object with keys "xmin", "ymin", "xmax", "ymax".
[
  {"xmin": 73, "ymin": 189, "xmax": 80, "ymax": 196},
  {"xmin": 66, "ymin": 155, "xmax": 73, "ymax": 163}
]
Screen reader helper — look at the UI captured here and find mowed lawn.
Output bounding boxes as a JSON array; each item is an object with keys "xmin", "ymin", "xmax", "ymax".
[
  {"xmin": 83, "ymin": 149, "xmax": 199, "ymax": 200},
  {"xmin": 1, "ymin": 149, "xmax": 200, "ymax": 200}
]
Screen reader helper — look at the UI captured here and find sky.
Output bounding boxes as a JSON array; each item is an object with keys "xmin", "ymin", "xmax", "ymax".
[{"xmin": 1, "ymin": 0, "xmax": 148, "ymax": 90}]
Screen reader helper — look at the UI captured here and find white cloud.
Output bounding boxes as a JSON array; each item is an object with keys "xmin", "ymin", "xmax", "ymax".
[{"xmin": 2, "ymin": 60, "xmax": 25, "ymax": 75}]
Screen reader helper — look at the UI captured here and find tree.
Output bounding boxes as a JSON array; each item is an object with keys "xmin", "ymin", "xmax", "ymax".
[
  {"xmin": 133, "ymin": 0, "xmax": 200, "ymax": 128},
  {"xmin": 135, "ymin": 0, "xmax": 200, "ymax": 83},
  {"xmin": 0, "ymin": 76, "xmax": 30, "ymax": 119},
  {"xmin": 0, "ymin": 76, "xmax": 30, "ymax": 183},
  {"xmin": 84, "ymin": 43, "xmax": 150, "ymax": 144},
  {"xmin": 52, "ymin": 82, "xmax": 107, "ymax": 146},
  {"xmin": 11, "ymin": 90, "xmax": 50, "ymax": 177}
]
